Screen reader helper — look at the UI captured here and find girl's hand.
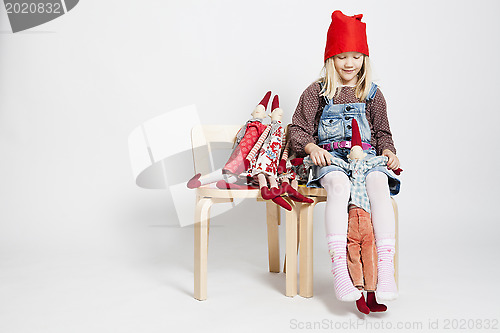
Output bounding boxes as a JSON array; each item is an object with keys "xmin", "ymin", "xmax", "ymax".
[
  {"xmin": 305, "ymin": 143, "xmax": 331, "ymax": 167},
  {"xmin": 382, "ymin": 149, "xmax": 400, "ymax": 170}
]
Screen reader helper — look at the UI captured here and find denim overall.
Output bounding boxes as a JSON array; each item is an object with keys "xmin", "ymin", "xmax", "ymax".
[{"xmin": 307, "ymin": 83, "xmax": 400, "ymax": 195}]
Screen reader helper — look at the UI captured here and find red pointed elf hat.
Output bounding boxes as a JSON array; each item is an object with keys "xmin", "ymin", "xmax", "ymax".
[
  {"xmin": 324, "ymin": 10, "xmax": 369, "ymax": 61},
  {"xmin": 351, "ymin": 119, "xmax": 362, "ymax": 148},
  {"xmin": 259, "ymin": 91, "xmax": 272, "ymax": 108},
  {"xmin": 271, "ymin": 95, "xmax": 279, "ymax": 111}
]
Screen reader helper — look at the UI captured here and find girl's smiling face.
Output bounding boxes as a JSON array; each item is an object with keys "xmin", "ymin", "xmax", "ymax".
[{"xmin": 333, "ymin": 52, "xmax": 364, "ymax": 86}]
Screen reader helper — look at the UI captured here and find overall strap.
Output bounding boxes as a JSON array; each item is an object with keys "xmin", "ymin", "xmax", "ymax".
[{"xmin": 366, "ymin": 82, "xmax": 378, "ymax": 101}]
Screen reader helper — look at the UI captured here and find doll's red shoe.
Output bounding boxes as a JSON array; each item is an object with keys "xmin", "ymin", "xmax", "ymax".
[
  {"xmin": 356, "ymin": 293, "xmax": 371, "ymax": 315},
  {"xmin": 281, "ymin": 182, "xmax": 313, "ymax": 203},
  {"xmin": 366, "ymin": 291, "xmax": 387, "ymax": 312},
  {"xmin": 187, "ymin": 173, "xmax": 202, "ymax": 189},
  {"xmin": 290, "ymin": 158, "xmax": 304, "ymax": 166},
  {"xmin": 272, "ymin": 196, "xmax": 292, "ymax": 211},
  {"xmin": 260, "ymin": 186, "xmax": 274, "ymax": 200},
  {"xmin": 393, "ymin": 168, "xmax": 403, "ymax": 176}
]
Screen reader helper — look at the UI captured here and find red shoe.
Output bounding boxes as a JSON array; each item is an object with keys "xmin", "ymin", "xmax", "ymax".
[
  {"xmin": 260, "ymin": 186, "xmax": 274, "ymax": 200},
  {"xmin": 271, "ymin": 196, "xmax": 292, "ymax": 211},
  {"xmin": 393, "ymin": 168, "xmax": 403, "ymax": 176},
  {"xmin": 282, "ymin": 183, "xmax": 313, "ymax": 203},
  {"xmin": 187, "ymin": 173, "xmax": 201, "ymax": 189},
  {"xmin": 366, "ymin": 291, "xmax": 387, "ymax": 312},
  {"xmin": 356, "ymin": 293, "xmax": 370, "ymax": 315}
]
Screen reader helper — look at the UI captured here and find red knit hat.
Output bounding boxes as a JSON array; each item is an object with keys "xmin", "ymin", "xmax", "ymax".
[
  {"xmin": 324, "ymin": 10, "xmax": 369, "ymax": 61},
  {"xmin": 351, "ymin": 119, "xmax": 362, "ymax": 148}
]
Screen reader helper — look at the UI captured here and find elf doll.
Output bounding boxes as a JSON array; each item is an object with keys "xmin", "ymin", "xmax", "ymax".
[
  {"xmin": 246, "ymin": 95, "xmax": 292, "ymax": 210},
  {"xmin": 187, "ymin": 91, "xmax": 271, "ymax": 189}
]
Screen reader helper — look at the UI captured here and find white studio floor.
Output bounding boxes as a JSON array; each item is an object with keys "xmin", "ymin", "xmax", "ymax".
[{"xmin": 1, "ymin": 198, "xmax": 499, "ymax": 333}]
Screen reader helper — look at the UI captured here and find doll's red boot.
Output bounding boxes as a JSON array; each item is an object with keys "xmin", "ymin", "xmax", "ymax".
[
  {"xmin": 393, "ymin": 168, "xmax": 403, "ymax": 175},
  {"xmin": 272, "ymin": 196, "xmax": 292, "ymax": 211},
  {"xmin": 261, "ymin": 186, "xmax": 291, "ymax": 210},
  {"xmin": 366, "ymin": 291, "xmax": 387, "ymax": 312},
  {"xmin": 187, "ymin": 173, "xmax": 202, "ymax": 189},
  {"xmin": 356, "ymin": 293, "xmax": 371, "ymax": 315},
  {"xmin": 281, "ymin": 182, "xmax": 313, "ymax": 203}
]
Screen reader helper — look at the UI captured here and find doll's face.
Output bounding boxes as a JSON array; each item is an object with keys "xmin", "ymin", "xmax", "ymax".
[
  {"xmin": 347, "ymin": 146, "xmax": 367, "ymax": 160},
  {"xmin": 333, "ymin": 52, "xmax": 364, "ymax": 86},
  {"xmin": 251, "ymin": 104, "xmax": 267, "ymax": 119},
  {"xmin": 270, "ymin": 108, "xmax": 283, "ymax": 121}
]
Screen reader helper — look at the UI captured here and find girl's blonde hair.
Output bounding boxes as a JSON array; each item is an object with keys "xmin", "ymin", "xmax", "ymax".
[{"xmin": 319, "ymin": 55, "xmax": 372, "ymax": 101}]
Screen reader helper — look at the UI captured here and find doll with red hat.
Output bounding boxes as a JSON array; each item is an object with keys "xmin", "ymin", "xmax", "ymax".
[
  {"xmin": 288, "ymin": 10, "xmax": 402, "ymax": 309},
  {"xmin": 244, "ymin": 96, "xmax": 314, "ymax": 210},
  {"xmin": 240, "ymin": 94, "xmax": 292, "ymax": 210},
  {"xmin": 186, "ymin": 92, "xmax": 271, "ymax": 189},
  {"xmin": 186, "ymin": 92, "xmax": 311, "ymax": 211}
]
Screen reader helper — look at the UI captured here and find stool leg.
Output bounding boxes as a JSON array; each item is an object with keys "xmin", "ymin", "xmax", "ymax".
[
  {"xmin": 266, "ymin": 201, "xmax": 281, "ymax": 273},
  {"xmin": 283, "ymin": 202, "xmax": 301, "ymax": 274},
  {"xmin": 299, "ymin": 199, "xmax": 317, "ymax": 298},
  {"xmin": 194, "ymin": 198, "xmax": 213, "ymax": 301},
  {"xmin": 285, "ymin": 204, "xmax": 298, "ymax": 297}
]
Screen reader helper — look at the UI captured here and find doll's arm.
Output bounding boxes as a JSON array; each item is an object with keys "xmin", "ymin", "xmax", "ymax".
[
  {"xmin": 291, "ymin": 155, "xmax": 349, "ymax": 171},
  {"xmin": 366, "ymin": 155, "xmax": 403, "ymax": 175},
  {"xmin": 277, "ymin": 133, "xmax": 289, "ymax": 174},
  {"xmin": 234, "ymin": 123, "xmax": 248, "ymax": 145},
  {"xmin": 331, "ymin": 157, "xmax": 350, "ymax": 170},
  {"xmin": 366, "ymin": 155, "xmax": 389, "ymax": 168}
]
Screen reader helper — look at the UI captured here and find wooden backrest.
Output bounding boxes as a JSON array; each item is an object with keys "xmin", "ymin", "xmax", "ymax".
[{"xmin": 191, "ymin": 124, "xmax": 242, "ymax": 175}]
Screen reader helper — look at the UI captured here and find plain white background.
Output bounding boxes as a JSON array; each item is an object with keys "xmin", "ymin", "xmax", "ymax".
[{"xmin": 1, "ymin": 1, "xmax": 499, "ymax": 332}]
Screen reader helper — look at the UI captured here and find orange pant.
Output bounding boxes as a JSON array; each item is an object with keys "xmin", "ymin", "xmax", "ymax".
[{"xmin": 347, "ymin": 206, "xmax": 377, "ymax": 291}]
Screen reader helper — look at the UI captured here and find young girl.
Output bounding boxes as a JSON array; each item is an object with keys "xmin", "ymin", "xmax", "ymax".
[{"xmin": 289, "ymin": 10, "xmax": 401, "ymax": 303}]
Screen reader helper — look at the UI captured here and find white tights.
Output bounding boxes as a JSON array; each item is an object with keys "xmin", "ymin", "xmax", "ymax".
[
  {"xmin": 322, "ymin": 170, "xmax": 398, "ymax": 300},
  {"xmin": 321, "ymin": 170, "xmax": 395, "ymax": 240},
  {"xmin": 321, "ymin": 171, "xmax": 350, "ymax": 235}
]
